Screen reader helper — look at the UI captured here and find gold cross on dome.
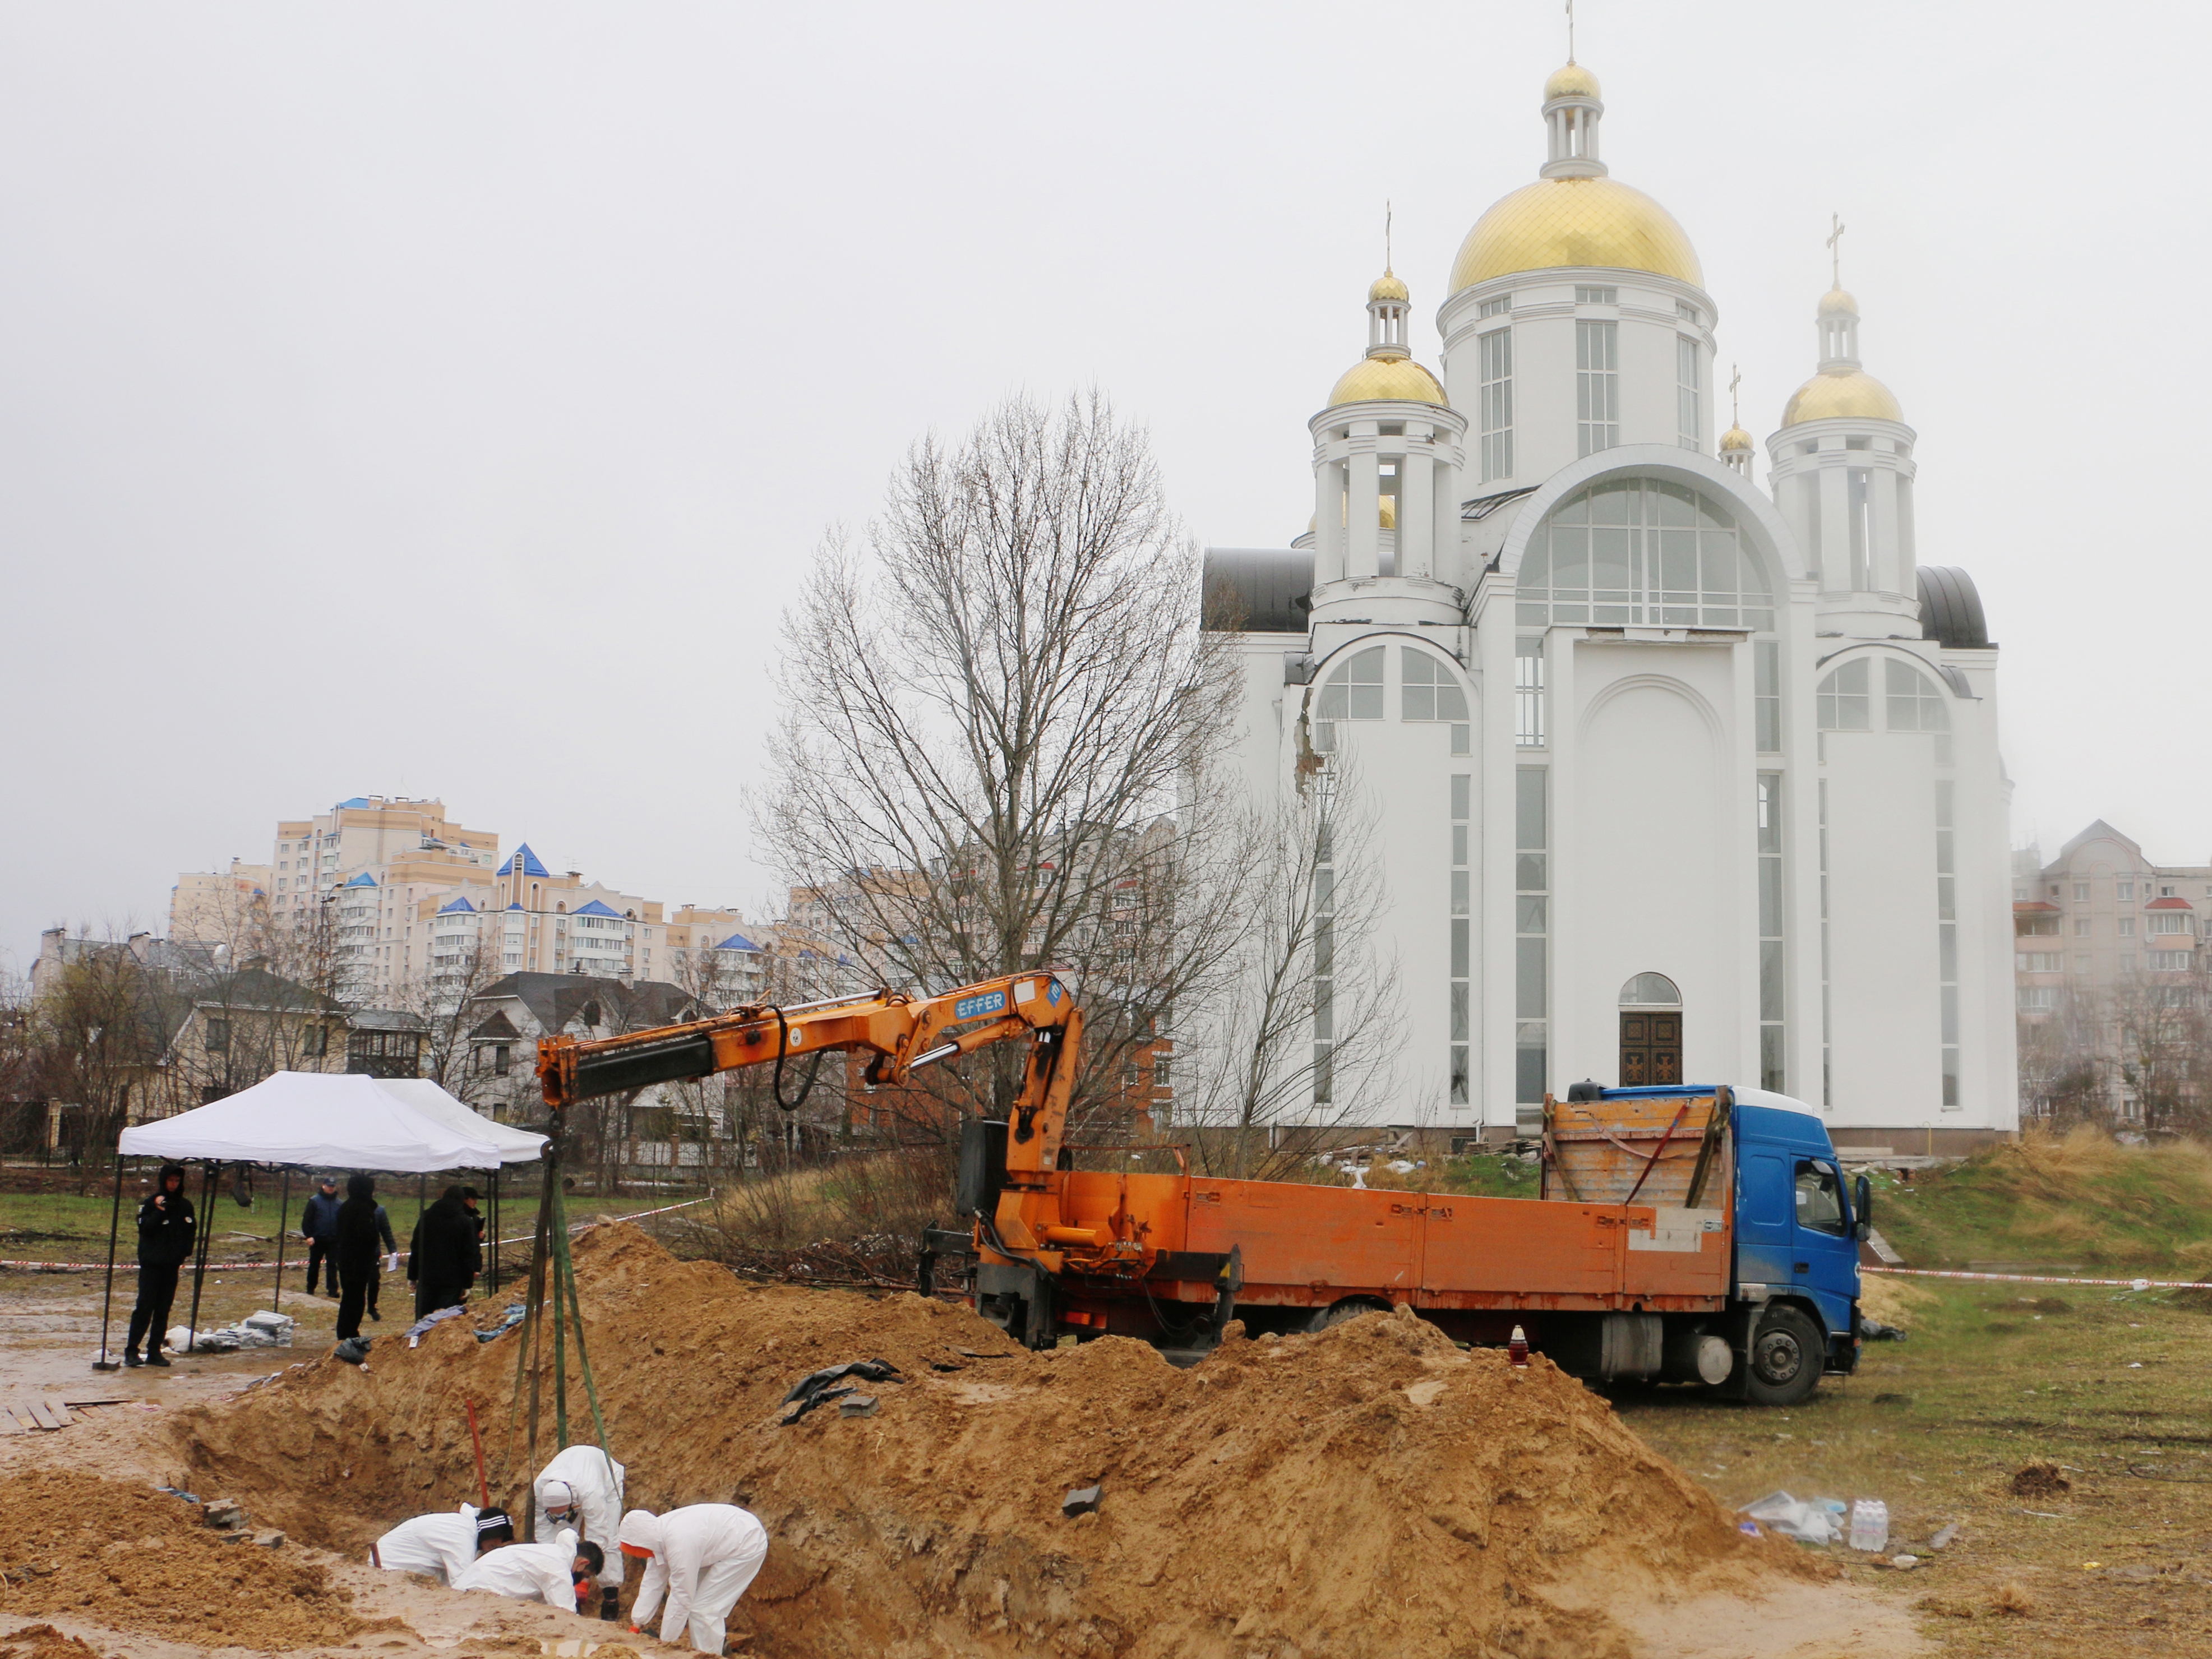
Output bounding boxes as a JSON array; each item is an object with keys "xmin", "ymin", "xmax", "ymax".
[
  {"xmin": 1827, "ymin": 213, "xmax": 1846, "ymax": 287},
  {"xmin": 1729, "ymin": 364, "xmax": 1741, "ymax": 426},
  {"xmin": 1566, "ymin": 0, "xmax": 1576, "ymax": 62},
  {"xmin": 1385, "ymin": 200, "xmax": 1393, "ymax": 273}
]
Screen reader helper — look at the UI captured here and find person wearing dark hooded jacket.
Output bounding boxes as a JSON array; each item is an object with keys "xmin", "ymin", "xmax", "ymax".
[
  {"xmin": 408, "ymin": 1186, "xmax": 479, "ymax": 1318},
  {"xmin": 333, "ymin": 1173, "xmax": 385, "ymax": 1340},
  {"xmin": 124, "ymin": 1163, "xmax": 196, "ymax": 1367}
]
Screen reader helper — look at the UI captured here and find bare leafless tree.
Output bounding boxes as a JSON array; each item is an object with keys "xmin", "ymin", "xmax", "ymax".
[
  {"xmin": 755, "ymin": 391, "xmax": 1256, "ymax": 1140},
  {"xmin": 1178, "ymin": 757, "xmax": 1404, "ymax": 1179},
  {"xmin": 2109, "ymin": 967, "xmax": 2212, "ymax": 1136}
]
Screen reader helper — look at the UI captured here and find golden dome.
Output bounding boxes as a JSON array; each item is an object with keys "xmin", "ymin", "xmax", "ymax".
[
  {"xmin": 1781, "ymin": 369, "xmax": 1903, "ymax": 427},
  {"xmin": 1327, "ymin": 353, "xmax": 1448, "ymax": 409},
  {"xmin": 1449, "ymin": 175, "xmax": 1702, "ymax": 292},
  {"xmin": 1308, "ymin": 495, "xmax": 1400, "ymax": 535},
  {"xmin": 1369, "ymin": 270, "xmax": 1409, "ymax": 303},
  {"xmin": 1545, "ymin": 61, "xmax": 1601, "ymax": 100},
  {"xmin": 1817, "ymin": 285, "xmax": 1859, "ymax": 318},
  {"xmin": 1719, "ymin": 424, "xmax": 1754, "ymax": 452}
]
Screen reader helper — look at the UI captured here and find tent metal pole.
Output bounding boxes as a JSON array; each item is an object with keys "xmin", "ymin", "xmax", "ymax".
[
  {"xmin": 182, "ymin": 1162, "xmax": 218, "ymax": 1353},
  {"xmin": 487, "ymin": 1168, "xmax": 500, "ymax": 1295},
  {"xmin": 272, "ymin": 1168, "xmax": 291, "ymax": 1313},
  {"xmin": 93, "ymin": 1153, "xmax": 126, "ymax": 1371}
]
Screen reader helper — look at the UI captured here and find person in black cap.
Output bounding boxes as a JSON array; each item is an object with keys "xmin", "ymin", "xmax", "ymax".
[
  {"xmin": 299, "ymin": 1174, "xmax": 342, "ymax": 1297},
  {"xmin": 123, "ymin": 1163, "xmax": 196, "ymax": 1367}
]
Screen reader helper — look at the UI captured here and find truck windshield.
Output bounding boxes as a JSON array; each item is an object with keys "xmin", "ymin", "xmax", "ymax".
[{"xmin": 1793, "ymin": 1161, "xmax": 1848, "ymax": 1236}]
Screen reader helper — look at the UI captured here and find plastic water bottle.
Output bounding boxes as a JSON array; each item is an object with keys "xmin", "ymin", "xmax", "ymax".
[{"xmin": 1848, "ymin": 1499, "xmax": 1889, "ymax": 1552}]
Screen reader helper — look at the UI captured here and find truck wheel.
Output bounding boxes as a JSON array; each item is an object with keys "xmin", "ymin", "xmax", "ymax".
[
  {"xmin": 1308, "ymin": 1297, "xmax": 1389, "ymax": 1333},
  {"xmin": 1743, "ymin": 1306, "xmax": 1823, "ymax": 1407}
]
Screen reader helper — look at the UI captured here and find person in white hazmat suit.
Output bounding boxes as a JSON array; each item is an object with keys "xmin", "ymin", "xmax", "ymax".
[
  {"xmin": 533, "ymin": 1444, "xmax": 627, "ymax": 1618},
  {"xmin": 451, "ymin": 1527, "xmax": 601, "ymax": 1614},
  {"xmin": 617, "ymin": 1505, "xmax": 769, "ymax": 1654},
  {"xmin": 370, "ymin": 1504, "xmax": 513, "ymax": 1582}
]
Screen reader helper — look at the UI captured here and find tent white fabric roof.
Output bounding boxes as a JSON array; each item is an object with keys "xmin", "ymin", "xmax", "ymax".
[
  {"xmin": 116, "ymin": 1071, "xmax": 529, "ymax": 1172},
  {"xmin": 379, "ymin": 1078, "xmax": 547, "ymax": 1167}
]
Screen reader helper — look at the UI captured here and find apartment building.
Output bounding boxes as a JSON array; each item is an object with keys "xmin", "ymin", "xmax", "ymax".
[
  {"xmin": 267, "ymin": 796, "xmax": 500, "ymax": 922},
  {"xmin": 2014, "ymin": 820, "xmax": 2209, "ymax": 1123},
  {"xmin": 168, "ymin": 860, "xmax": 272, "ymax": 946}
]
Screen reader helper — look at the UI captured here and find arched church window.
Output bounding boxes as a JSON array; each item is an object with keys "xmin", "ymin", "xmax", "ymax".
[
  {"xmin": 1312, "ymin": 645, "xmax": 1383, "ymax": 752},
  {"xmin": 1816, "ymin": 660, "xmax": 1870, "ymax": 730},
  {"xmin": 1517, "ymin": 478, "xmax": 1773, "ymax": 630},
  {"xmin": 1400, "ymin": 649, "xmax": 1468, "ymax": 721},
  {"xmin": 1619, "ymin": 972, "xmax": 1681, "ymax": 1006}
]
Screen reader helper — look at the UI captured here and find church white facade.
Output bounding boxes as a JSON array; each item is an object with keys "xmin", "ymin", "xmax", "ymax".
[{"xmin": 1204, "ymin": 60, "xmax": 2018, "ymax": 1147}]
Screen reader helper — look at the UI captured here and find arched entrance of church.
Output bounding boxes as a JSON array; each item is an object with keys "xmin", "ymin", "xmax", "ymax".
[{"xmin": 1619, "ymin": 973, "xmax": 1682, "ymax": 1086}]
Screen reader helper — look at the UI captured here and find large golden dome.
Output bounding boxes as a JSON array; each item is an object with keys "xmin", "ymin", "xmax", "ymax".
[
  {"xmin": 1449, "ymin": 175, "xmax": 1702, "ymax": 292},
  {"xmin": 1781, "ymin": 369, "xmax": 1903, "ymax": 427},
  {"xmin": 1327, "ymin": 353, "xmax": 1448, "ymax": 409}
]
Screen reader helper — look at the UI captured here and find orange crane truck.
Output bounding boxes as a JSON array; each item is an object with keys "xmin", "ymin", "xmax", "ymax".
[{"xmin": 540, "ymin": 972, "xmax": 1869, "ymax": 1407}]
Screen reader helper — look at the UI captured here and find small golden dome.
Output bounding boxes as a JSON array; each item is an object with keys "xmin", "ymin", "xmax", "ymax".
[
  {"xmin": 1719, "ymin": 424, "xmax": 1753, "ymax": 452},
  {"xmin": 1369, "ymin": 270, "xmax": 1409, "ymax": 303},
  {"xmin": 1545, "ymin": 61, "xmax": 1601, "ymax": 100},
  {"xmin": 1306, "ymin": 495, "xmax": 1400, "ymax": 534},
  {"xmin": 1781, "ymin": 369, "xmax": 1904, "ymax": 427},
  {"xmin": 1327, "ymin": 353, "xmax": 1448, "ymax": 409},
  {"xmin": 1450, "ymin": 175, "xmax": 1702, "ymax": 292},
  {"xmin": 1817, "ymin": 285, "xmax": 1859, "ymax": 318}
]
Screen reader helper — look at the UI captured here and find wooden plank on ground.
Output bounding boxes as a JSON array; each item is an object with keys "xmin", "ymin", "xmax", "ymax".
[
  {"xmin": 61, "ymin": 1398, "xmax": 126, "ymax": 1409},
  {"xmin": 0, "ymin": 1411, "xmax": 24, "ymax": 1436},
  {"xmin": 41, "ymin": 1397, "xmax": 75, "ymax": 1427},
  {"xmin": 20, "ymin": 1400, "xmax": 62, "ymax": 1431}
]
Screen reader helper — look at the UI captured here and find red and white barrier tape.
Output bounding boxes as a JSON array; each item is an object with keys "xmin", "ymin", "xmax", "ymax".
[
  {"xmin": 1865, "ymin": 1265, "xmax": 2205, "ymax": 1291},
  {"xmin": 493, "ymin": 1191, "xmax": 715, "ymax": 1247}
]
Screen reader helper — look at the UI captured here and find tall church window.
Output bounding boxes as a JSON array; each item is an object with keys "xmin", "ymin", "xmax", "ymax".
[
  {"xmin": 1885, "ymin": 659, "xmax": 1950, "ymax": 761},
  {"xmin": 1449, "ymin": 773, "xmax": 1471, "ymax": 1106},
  {"xmin": 1936, "ymin": 780, "xmax": 1960, "ymax": 1108},
  {"xmin": 1758, "ymin": 775, "xmax": 1785, "ymax": 1092},
  {"xmin": 1401, "ymin": 649, "xmax": 1471, "ymax": 754},
  {"xmin": 1517, "ymin": 478, "xmax": 1773, "ymax": 630},
  {"xmin": 1312, "ymin": 645, "xmax": 1383, "ymax": 752},
  {"xmin": 1479, "ymin": 327, "xmax": 1514, "ymax": 482},
  {"xmin": 1676, "ymin": 336, "xmax": 1701, "ymax": 451},
  {"xmin": 1755, "ymin": 641, "xmax": 1782, "ymax": 753},
  {"xmin": 1576, "ymin": 321, "xmax": 1619, "ymax": 456},
  {"xmin": 1514, "ymin": 637, "xmax": 1546, "ymax": 747},
  {"xmin": 1313, "ymin": 806, "xmax": 1336, "ymax": 1105},
  {"xmin": 1515, "ymin": 768, "xmax": 1548, "ymax": 1106},
  {"xmin": 1846, "ymin": 468, "xmax": 1873, "ymax": 588}
]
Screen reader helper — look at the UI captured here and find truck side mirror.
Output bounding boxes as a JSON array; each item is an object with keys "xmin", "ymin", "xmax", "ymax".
[{"xmin": 1853, "ymin": 1173, "xmax": 1873, "ymax": 1241}]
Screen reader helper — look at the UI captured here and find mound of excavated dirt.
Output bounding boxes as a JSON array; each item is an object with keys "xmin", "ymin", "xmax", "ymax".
[
  {"xmin": 176, "ymin": 1224, "xmax": 1818, "ymax": 1658},
  {"xmin": 0, "ymin": 1471, "xmax": 358, "ymax": 1649}
]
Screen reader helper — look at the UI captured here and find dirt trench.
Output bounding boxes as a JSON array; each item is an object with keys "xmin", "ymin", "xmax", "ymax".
[{"xmin": 172, "ymin": 1224, "xmax": 1822, "ymax": 1658}]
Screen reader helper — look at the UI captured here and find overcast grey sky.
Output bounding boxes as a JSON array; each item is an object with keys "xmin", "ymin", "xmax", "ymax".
[{"xmin": 4, "ymin": 2, "xmax": 2204, "ymax": 971}]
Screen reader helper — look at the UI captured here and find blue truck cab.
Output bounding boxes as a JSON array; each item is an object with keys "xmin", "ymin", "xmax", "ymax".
[{"xmin": 1726, "ymin": 1085, "xmax": 1867, "ymax": 1403}]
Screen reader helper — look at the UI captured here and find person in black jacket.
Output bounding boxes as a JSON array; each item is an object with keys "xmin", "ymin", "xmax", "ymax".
[
  {"xmin": 299, "ymin": 1175, "xmax": 341, "ymax": 1296},
  {"xmin": 333, "ymin": 1173, "xmax": 385, "ymax": 1341},
  {"xmin": 408, "ymin": 1186, "xmax": 479, "ymax": 1319},
  {"xmin": 124, "ymin": 1163, "xmax": 196, "ymax": 1367},
  {"xmin": 368, "ymin": 1199, "xmax": 398, "ymax": 1321}
]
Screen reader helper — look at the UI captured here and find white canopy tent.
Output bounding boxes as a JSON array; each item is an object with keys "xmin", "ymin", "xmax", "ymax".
[
  {"xmin": 100, "ymin": 1072, "xmax": 548, "ymax": 1370},
  {"xmin": 118, "ymin": 1071, "xmax": 525, "ymax": 1171}
]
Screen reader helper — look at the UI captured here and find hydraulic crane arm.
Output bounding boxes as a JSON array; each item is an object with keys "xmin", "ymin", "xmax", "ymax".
[{"xmin": 535, "ymin": 973, "xmax": 1084, "ymax": 1176}]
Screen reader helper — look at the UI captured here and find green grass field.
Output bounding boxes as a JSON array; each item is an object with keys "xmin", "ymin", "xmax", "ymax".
[{"xmin": 1867, "ymin": 1129, "xmax": 2212, "ymax": 1276}]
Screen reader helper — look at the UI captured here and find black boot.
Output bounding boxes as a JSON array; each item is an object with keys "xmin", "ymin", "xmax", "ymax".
[
  {"xmin": 122, "ymin": 1351, "xmax": 142, "ymax": 1367},
  {"xmin": 145, "ymin": 1349, "xmax": 172, "ymax": 1367}
]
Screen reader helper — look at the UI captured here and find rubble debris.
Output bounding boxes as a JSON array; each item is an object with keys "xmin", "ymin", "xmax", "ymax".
[
  {"xmin": 1062, "ymin": 1483, "xmax": 1103, "ymax": 1518},
  {"xmin": 176, "ymin": 1224, "xmax": 1822, "ymax": 1659},
  {"xmin": 2010, "ymin": 1462, "xmax": 2071, "ymax": 1498}
]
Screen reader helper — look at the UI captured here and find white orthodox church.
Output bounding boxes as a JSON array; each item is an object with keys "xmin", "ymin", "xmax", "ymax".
[{"xmin": 1204, "ymin": 59, "xmax": 2017, "ymax": 1149}]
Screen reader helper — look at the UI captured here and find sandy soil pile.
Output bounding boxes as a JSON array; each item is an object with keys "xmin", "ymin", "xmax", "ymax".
[
  {"xmin": 176, "ymin": 1225, "xmax": 1817, "ymax": 1658},
  {"xmin": 0, "ymin": 1471, "xmax": 358, "ymax": 1649},
  {"xmin": 0, "ymin": 1625, "xmax": 114, "ymax": 1659}
]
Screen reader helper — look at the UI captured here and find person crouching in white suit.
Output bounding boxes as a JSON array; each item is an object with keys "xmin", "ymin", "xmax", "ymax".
[
  {"xmin": 452, "ymin": 1527, "xmax": 602, "ymax": 1614},
  {"xmin": 617, "ymin": 1506, "xmax": 769, "ymax": 1654},
  {"xmin": 371, "ymin": 1504, "xmax": 513, "ymax": 1583},
  {"xmin": 533, "ymin": 1444, "xmax": 627, "ymax": 1619}
]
